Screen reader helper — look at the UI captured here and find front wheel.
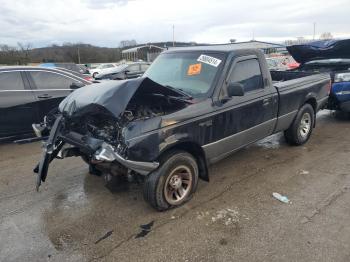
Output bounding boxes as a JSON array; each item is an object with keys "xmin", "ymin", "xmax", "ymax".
[
  {"xmin": 143, "ymin": 151, "xmax": 199, "ymax": 211},
  {"xmin": 284, "ymin": 103, "xmax": 315, "ymax": 145}
]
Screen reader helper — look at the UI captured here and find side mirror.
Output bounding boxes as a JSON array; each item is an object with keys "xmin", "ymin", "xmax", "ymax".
[
  {"xmin": 124, "ymin": 70, "xmax": 130, "ymax": 74},
  {"xmin": 227, "ymin": 82, "xmax": 244, "ymax": 97},
  {"xmin": 70, "ymin": 82, "xmax": 84, "ymax": 89}
]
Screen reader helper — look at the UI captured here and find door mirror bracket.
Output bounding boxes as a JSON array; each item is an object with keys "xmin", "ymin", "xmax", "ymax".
[{"xmin": 227, "ymin": 82, "xmax": 245, "ymax": 97}]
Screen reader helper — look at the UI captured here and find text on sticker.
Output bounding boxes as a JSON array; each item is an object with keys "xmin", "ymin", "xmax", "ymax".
[{"xmin": 197, "ymin": 55, "xmax": 222, "ymax": 67}]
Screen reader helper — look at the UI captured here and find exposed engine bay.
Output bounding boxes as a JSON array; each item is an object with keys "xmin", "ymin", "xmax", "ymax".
[
  {"xmin": 123, "ymin": 93, "xmax": 187, "ymax": 121},
  {"xmin": 63, "ymin": 92, "xmax": 187, "ymax": 149}
]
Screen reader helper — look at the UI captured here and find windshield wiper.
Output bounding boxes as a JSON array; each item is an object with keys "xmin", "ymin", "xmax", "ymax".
[{"xmin": 164, "ymin": 85, "xmax": 193, "ymax": 100}]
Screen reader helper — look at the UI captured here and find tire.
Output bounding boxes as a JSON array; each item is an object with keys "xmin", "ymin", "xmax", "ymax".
[
  {"xmin": 92, "ymin": 72, "xmax": 98, "ymax": 78},
  {"xmin": 143, "ymin": 151, "xmax": 199, "ymax": 211},
  {"xmin": 284, "ymin": 103, "xmax": 315, "ymax": 145},
  {"xmin": 81, "ymin": 155, "xmax": 102, "ymax": 176},
  {"xmin": 81, "ymin": 155, "xmax": 90, "ymax": 164}
]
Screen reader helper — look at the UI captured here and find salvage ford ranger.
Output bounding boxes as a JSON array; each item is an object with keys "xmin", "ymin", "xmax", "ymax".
[{"xmin": 33, "ymin": 46, "xmax": 330, "ymax": 210}]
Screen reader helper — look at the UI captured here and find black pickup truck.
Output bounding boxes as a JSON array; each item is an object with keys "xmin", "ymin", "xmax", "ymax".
[{"xmin": 33, "ymin": 46, "xmax": 330, "ymax": 210}]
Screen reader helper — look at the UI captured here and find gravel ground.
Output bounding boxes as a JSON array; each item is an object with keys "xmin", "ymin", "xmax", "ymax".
[{"xmin": 0, "ymin": 110, "xmax": 349, "ymax": 262}]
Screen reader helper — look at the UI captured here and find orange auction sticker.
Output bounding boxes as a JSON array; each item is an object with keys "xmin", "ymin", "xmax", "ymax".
[{"xmin": 187, "ymin": 63, "xmax": 202, "ymax": 75}]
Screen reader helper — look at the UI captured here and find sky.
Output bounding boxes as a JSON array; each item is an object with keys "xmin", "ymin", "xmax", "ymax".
[{"xmin": 0, "ymin": 0, "xmax": 350, "ymax": 48}]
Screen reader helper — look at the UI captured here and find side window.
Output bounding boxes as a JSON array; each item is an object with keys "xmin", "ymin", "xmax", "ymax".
[
  {"xmin": 127, "ymin": 64, "xmax": 140, "ymax": 73},
  {"xmin": 141, "ymin": 64, "xmax": 150, "ymax": 71},
  {"xmin": 229, "ymin": 59, "xmax": 263, "ymax": 93},
  {"xmin": 0, "ymin": 72, "xmax": 25, "ymax": 90},
  {"xmin": 29, "ymin": 71, "xmax": 79, "ymax": 90}
]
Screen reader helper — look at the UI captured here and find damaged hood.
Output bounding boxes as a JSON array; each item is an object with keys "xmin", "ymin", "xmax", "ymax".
[
  {"xmin": 287, "ymin": 39, "xmax": 350, "ymax": 64},
  {"xmin": 59, "ymin": 77, "xmax": 186, "ymax": 118}
]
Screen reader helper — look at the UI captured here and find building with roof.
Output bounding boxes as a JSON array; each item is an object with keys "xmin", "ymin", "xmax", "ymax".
[
  {"xmin": 121, "ymin": 40, "xmax": 287, "ymax": 62},
  {"xmin": 121, "ymin": 45, "xmax": 165, "ymax": 62}
]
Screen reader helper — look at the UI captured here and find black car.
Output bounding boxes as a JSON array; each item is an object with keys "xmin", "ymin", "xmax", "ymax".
[
  {"xmin": 95, "ymin": 62, "xmax": 150, "ymax": 80},
  {"xmin": 39, "ymin": 63, "xmax": 89, "ymax": 74},
  {"xmin": 0, "ymin": 66, "xmax": 91, "ymax": 141},
  {"xmin": 34, "ymin": 47, "xmax": 329, "ymax": 210},
  {"xmin": 54, "ymin": 67, "xmax": 94, "ymax": 82}
]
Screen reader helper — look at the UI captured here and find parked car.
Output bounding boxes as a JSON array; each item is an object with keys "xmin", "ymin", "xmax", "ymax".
[
  {"xmin": 76, "ymin": 64, "xmax": 90, "ymax": 74},
  {"xmin": 33, "ymin": 46, "xmax": 330, "ymax": 210},
  {"xmin": 39, "ymin": 63, "xmax": 87, "ymax": 74},
  {"xmin": 54, "ymin": 67, "xmax": 94, "ymax": 82},
  {"xmin": 95, "ymin": 62, "xmax": 151, "ymax": 80},
  {"xmin": 266, "ymin": 58, "xmax": 288, "ymax": 71},
  {"xmin": 0, "ymin": 66, "xmax": 91, "ymax": 141},
  {"xmin": 287, "ymin": 39, "xmax": 350, "ymax": 112},
  {"xmin": 89, "ymin": 63, "xmax": 118, "ymax": 78},
  {"xmin": 287, "ymin": 61, "xmax": 300, "ymax": 69}
]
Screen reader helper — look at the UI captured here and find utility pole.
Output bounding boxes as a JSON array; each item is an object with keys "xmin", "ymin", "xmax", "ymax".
[
  {"xmin": 172, "ymin": 25, "xmax": 175, "ymax": 47},
  {"xmin": 313, "ymin": 22, "xmax": 316, "ymax": 40},
  {"xmin": 77, "ymin": 47, "xmax": 81, "ymax": 64}
]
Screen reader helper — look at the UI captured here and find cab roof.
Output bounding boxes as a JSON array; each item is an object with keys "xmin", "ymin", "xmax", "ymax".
[{"xmin": 164, "ymin": 45, "xmax": 263, "ymax": 55}]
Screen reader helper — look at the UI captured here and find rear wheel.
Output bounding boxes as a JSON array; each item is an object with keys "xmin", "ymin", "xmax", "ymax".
[
  {"xmin": 143, "ymin": 151, "xmax": 198, "ymax": 211},
  {"xmin": 284, "ymin": 103, "xmax": 315, "ymax": 145}
]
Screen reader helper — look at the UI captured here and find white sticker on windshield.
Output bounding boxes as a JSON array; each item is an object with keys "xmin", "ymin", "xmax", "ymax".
[{"xmin": 197, "ymin": 54, "xmax": 222, "ymax": 67}]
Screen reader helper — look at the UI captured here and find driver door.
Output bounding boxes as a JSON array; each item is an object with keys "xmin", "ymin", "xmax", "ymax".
[{"xmin": 205, "ymin": 56, "xmax": 277, "ymax": 161}]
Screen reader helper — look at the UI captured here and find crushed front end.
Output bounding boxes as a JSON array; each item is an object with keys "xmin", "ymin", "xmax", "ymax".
[{"xmin": 33, "ymin": 77, "xmax": 189, "ymax": 190}]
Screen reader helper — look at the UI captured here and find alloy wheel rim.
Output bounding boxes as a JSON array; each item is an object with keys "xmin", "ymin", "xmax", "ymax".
[
  {"xmin": 164, "ymin": 165, "xmax": 192, "ymax": 205},
  {"xmin": 299, "ymin": 112, "xmax": 311, "ymax": 138}
]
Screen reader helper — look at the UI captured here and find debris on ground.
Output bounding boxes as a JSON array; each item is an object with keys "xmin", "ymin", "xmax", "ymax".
[
  {"xmin": 95, "ymin": 230, "xmax": 113, "ymax": 244},
  {"xmin": 135, "ymin": 221, "xmax": 154, "ymax": 239},
  {"xmin": 299, "ymin": 170, "xmax": 310, "ymax": 175},
  {"xmin": 211, "ymin": 208, "xmax": 239, "ymax": 226},
  {"xmin": 272, "ymin": 192, "xmax": 291, "ymax": 204},
  {"xmin": 140, "ymin": 221, "xmax": 154, "ymax": 230},
  {"xmin": 196, "ymin": 211, "xmax": 210, "ymax": 220}
]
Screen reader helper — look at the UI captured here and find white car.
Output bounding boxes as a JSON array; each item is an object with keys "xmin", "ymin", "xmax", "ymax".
[{"xmin": 89, "ymin": 63, "xmax": 118, "ymax": 78}]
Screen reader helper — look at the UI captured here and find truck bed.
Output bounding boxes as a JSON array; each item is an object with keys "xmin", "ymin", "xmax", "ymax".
[
  {"xmin": 271, "ymin": 70, "xmax": 330, "ymax": 133},
  {"xmin": 270, "ymin": 70, "xmax": 317, "ymax": 82}
]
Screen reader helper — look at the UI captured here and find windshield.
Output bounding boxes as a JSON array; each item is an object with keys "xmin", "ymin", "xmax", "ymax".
[{"xmin": 144, "ymin": 52, "xmax": 226, "ymax": 98}]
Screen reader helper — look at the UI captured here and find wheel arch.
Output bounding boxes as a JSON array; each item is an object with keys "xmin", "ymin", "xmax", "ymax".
[
  {"xmin": 158, "ymin": 141, "xmax": 209, "ymax": 182},
  {"xmin": 303, "ymin": 97, "xmax": 317, "ymax": 127},
  {"xmin": 304, "ymin": 97, "xmax": 317, "ymax": 112}
]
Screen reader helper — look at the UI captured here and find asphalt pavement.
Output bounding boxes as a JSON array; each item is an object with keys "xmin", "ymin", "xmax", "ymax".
[{"xmin": 0, "ymin": 110, "xmax": 349, "ymax": 262}]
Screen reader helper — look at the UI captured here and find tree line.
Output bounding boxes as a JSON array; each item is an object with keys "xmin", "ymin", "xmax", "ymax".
[
  {"xmin": 0, "ymin": 43, "xmax": 123, "ymax": 65},
  {"xmin": 0, "ymin": 41, "xmax": 203, "ymax": 65}
]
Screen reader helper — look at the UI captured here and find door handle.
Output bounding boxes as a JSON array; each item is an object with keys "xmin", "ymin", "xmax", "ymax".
[
  {"xmin": 263, "ymin": 98, "xmax": 271, "ymax": 106},
  {"xmin": 37, "ymin": 94, "xmax": 52, "ymax": 99}
]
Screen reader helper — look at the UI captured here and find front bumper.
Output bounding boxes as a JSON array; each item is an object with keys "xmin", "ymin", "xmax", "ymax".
[
  {"xmin": 94, "ymin": 143, "xmax": 159, "ymax": 175},
  {"xmin": 34, "ymin": 116, "xmax": 159, "ymax": 189},
  {"xmin": 339, "ymin": 100, "xmax": 350, "ymax": 112}
]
